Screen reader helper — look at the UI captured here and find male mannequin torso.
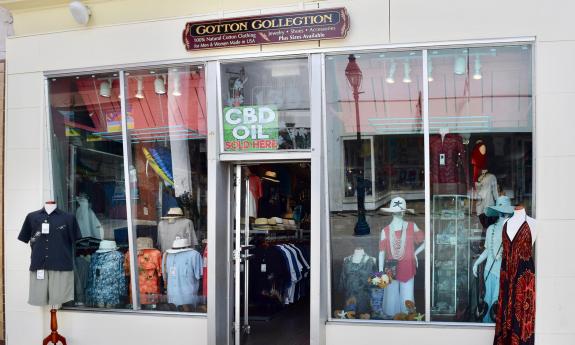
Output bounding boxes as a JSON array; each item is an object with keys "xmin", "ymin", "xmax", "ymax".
[{"xmin": 506, "ymin": 207, "xmax": 536, "ymax": 244}]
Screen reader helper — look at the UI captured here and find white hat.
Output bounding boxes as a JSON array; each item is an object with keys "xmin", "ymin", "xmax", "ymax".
[
  {"xmin": 172, "ymin": 237, "xmax": 191, "ymax": 249},
  {"xmin": 380, "ymin": 197, "xmax": 415, "ymax": 214},
  {"xmin": 162, "ymin": 207, "xmax": 184, "ymax": 219},
  {"xmin": 96, "ymin": 240, "xmax": 118, "ymax": 253}
]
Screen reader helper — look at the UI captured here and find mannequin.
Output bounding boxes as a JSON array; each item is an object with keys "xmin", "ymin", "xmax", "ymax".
[
  {"xmin": 339, "ymin": 248, "xmax": 376, "ymax": 316},
  {"xmin": 45, "ymin": 201, "xmax": 57, "ymax": 214},
  {"xmin": 493, "ymin": 206, "xmax": 536, "ymax": 344},
  {"xmin": 475, "ymin": 169, "xmax": 498, "ymax": 231},
  {"xmin": 378, "ymin": 197, "xmax": 424, "ymax": 316},
  {"xmin": 472, "ymin": 196, "xmax": 514, "ymax": 322},
  {"xmin": 471, "ymin": 140, "xmax": 487, "ymax": 183},
  {"xmin": 506, "ymin": 206, "xmax": 536, "ymax": 244}
]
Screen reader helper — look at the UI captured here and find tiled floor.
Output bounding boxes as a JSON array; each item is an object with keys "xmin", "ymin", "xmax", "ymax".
[{"xmin": 242, "ymin": 299, "xmax": 310, "ymax": 345}]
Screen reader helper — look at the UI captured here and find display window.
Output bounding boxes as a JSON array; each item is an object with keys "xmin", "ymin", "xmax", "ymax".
[
  {"xmin": 219, "ymin": 58, "xmax": 310, "ymax": 152},
  {"xmin": 327, "ymin": 45, "xmax": 533, "ymax": 324},
  {"xmin": 48, "ymin": 65, "xmax": 208, "ymax": 313}
]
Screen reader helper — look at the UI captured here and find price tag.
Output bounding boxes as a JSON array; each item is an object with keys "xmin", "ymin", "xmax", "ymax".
[
  {"xmin": 439, "ymin": 153, "xmax": 446, "ymax": 166},
  {"xmin": 37, "ymin": 270, "xmax": 45, "ymax": 280},
  {"xmin": 261, "ymin": 264, "xmax": 267, "ymax": 272},
  {"xmin": 41, "ymin": 223, "xmax": 50, "ymax": 235}
]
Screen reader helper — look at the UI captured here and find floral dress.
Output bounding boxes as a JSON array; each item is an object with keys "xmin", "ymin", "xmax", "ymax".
[
  {"xmin": 493, "ymin": 220, "xmax": 535, "ymax": 345},
  {"xmin": 86, "ymin": 250, "xmax": 127, "ymax": 307}
]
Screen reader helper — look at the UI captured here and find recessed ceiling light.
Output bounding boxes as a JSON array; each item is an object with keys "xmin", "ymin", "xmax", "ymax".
[{"xmin": 150, "ymin": 71, "xmax": 156, "ymax": 74}]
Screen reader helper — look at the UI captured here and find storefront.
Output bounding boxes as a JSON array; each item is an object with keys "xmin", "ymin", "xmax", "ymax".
[{"xmin": 3, "ymin": 1, "xmax": 574, "ymax": 345}]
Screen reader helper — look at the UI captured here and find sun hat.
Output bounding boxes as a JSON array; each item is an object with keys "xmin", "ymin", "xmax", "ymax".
[
  {"xmin": 485, "ymin": 196, "xmax": 514, "ymax": 217},
  {"xmin": 137, "ymin": 237, "xmax": 154, "ymax": 250},
  {"xmin": 262, "ymin": 170, "xmax": 279, "ymax": 183},
  {"xmin": 96, "ymin": 240, "xmax": 118, "ymax": 253},
  {"xmin": 162, "ymin": 207, "xmax": 184, "ymax": 219},
  {"xmin": 172, "ymin": 237, "xmax": 191, "ymax": 249},
  {"xmin": 380, "ymin": 197, "xmax": 415, "ymax": 214}
]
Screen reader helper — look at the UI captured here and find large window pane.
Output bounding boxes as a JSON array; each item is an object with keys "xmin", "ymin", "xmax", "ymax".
[
  {"xmin": 49, "ymin": 73, "xmax": 132, "ymax": 309},
  {"xmin": 124, "ymin": 66, "xmax": 208, "ymax": 313},
  {"xmin": 428, "ymin": 45, "xmax": 533, "ymax": 322},
  {"xmin": 328, "ymin": 52, "xmax": 426, "ymax": 321},
  {"xmin": 220, "ymin": 58, "xmax": 310, "ymax": 152}
]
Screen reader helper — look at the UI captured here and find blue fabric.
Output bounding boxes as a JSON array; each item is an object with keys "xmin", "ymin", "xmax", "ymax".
[
  {"xmin": 165, "ymin": 249, "xmax": 203, "ymax": 306},
  {"xmin": 86, "ymin": 251, "xmax": 126, "ymax": 306}
]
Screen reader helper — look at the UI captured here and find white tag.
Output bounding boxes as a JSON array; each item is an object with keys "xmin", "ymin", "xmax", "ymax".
[
  {"xmin": 37, "ymin": 270, "xmax": 45, "ymax": 280},
  {"xmin": 261, "ymin": 264, "xmax": 267, "ymax": 272},
  {"xmin": 439, "ymin": 153, "xmax": 446, "ymax": 166},
  {"xmin": 143, "ymin": 207, "xmax": 149, "ymax": 216},
  {"xmin": 41, "ymin": 223, "xmax": 50, "ymax": 235}
]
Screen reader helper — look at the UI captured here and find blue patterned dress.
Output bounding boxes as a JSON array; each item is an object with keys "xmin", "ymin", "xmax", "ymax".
[{"xmin": 86, "ymin": 250, "xmax": 127, "ymax": 307}]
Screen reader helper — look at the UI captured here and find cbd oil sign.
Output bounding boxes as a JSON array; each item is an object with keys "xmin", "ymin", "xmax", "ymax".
[{"xmin": 223, "ymin": 106, "xmax": 279, "ymax": 151}]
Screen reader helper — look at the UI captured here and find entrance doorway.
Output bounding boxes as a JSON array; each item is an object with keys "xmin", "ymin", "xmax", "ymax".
[{"xmin": 232, "ymin": 162, "xmax": 311, "ymax": 345}]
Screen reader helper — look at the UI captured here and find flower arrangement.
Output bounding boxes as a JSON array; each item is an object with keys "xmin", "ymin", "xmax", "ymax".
[{"xmin": 367, "ymin": 270, "xmax": 393, "ymax": 289}]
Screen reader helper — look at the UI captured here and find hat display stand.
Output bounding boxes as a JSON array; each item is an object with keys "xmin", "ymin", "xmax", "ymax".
[{"xmin": 43, "ymin": 307, "xmax": 66, "ymax": 345}]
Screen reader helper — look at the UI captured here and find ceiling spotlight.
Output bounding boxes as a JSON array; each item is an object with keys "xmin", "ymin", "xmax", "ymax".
[
  {"xmin": 402, "ymin": 61, "xmax": 412, "ymax": 83},
  {"xmin": 172, "ymin": 73, "xmax": 182, "ymax": 97},
  {"xmin": 385, "ymin": 61, "xmax": 396, "ymax": 84},
  {"xmin": 99, "ymin": 79, "xmax": 111, "ymax": 98},
  {"xmin": 473, "ymin": 56, "xmax": 482, "ymax": 80},
  {"xmin": 135, "ymin": 77, "xmax": 144, "ymax": 99},
  {"xmin": 154, "ymin": 75, "xmax": 166, "ymax": 95},
  {"xmin": 428, "ymin": 59, "xmax": 434, "ymax": 82},
  {"xmin": 454, "ymin": 56, "xmax": 467, "ymax": 75},
  {"xmin": 68, "ymin": 1, "xmax": 91, "ymax": 26}
]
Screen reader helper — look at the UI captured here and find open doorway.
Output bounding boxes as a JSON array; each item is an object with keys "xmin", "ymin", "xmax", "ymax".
[{"xmin": 232, "ymin": 162, "xmax": 311, "ymax": 345}]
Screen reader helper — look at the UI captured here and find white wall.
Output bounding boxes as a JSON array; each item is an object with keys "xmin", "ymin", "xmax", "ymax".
[{"xmin": 4, "ymin": 1, "xmax": 575, "ymax": 345}]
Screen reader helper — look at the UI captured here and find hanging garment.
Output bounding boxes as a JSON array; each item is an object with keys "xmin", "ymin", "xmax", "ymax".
[
  {"xmin": 125, "ymin": 249, "xmax": 163, "ymax": 304},
  {"xmin": 379, "ymin": 222, "xmax": 424, "ymax": 282},
  {"xmin": 471, "ymin": 141, "xmax": 487, "ymax": 183},
  {"xmin": 86, "ymin": 251, "xmax": 127, "ymax": 307},
  {"xmin": 493, "ymin": 220, "xmax": 535, "ymax": 345},
  {"xmin": 248, "ymin": 175, "xmax": 262, "ymax": 218},
  {"xmin": 476, "ymin": 173, "xmax": 498, "ymax": 215},
  {"xmin": 76, "ymin": 197, "xmax": 103, "ymax": 239},
  {"xmin": 202, "ymin": 246, "xmax": 208, "ymax": 297},
  {"xmin": 158, "ymin": 218, "xmax": 198, "ymax": 253},
  {"xmin": 430, "ymin": 134, "xmax": 468, "ymax": 185},
  {"xmin": 338, "ymin": 254, "xmax": 376, "ymax": 315},
  {"xmin": 74, "ymin": 255, "xmax": 90, "ymax": 304},
  {"xmin": 164, "ymin": 249, "xmax": 203, "ymax": 306}
]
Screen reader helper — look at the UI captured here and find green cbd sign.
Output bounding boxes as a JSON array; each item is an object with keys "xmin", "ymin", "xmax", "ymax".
[{"xmin": 223, "ymin": 105, "xmax": 278, "ymax": 151}]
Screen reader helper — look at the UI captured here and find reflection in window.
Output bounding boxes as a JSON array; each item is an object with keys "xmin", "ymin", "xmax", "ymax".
[
  {"xmin": 49, "ymin": 73, "xmax": 131, "ymax": 309},
  {"xmin": 327, "ymin": 52, "xmax": 427, "ymax": 321},
  {"xmin": 429, "ymin": 45, "xmax": 533, "ymax": 323},
  {"xmin": 124, "ymin": 66, "xmax": 207, "ymax": 313},
  {"xmin": 220, "ymin": 59, "xmax": 310, "ymax": 152}
]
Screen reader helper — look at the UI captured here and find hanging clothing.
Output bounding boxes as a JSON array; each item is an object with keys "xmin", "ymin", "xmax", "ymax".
[
  {"xmin": 164, "ymin": 249, "xmax": 203, "ymax": 306},
  {"xmin": 379, "ymin": 222, "xmax": 424, "ymax": 282},
  {"xmin": 202, "ymin": 246, "xmax": 208, "ymax": 297},
  {"xmin": 158, "ymin": 218, "xmax": 198, "ymax": 253},
  {"xmin": 493, "ymin": 220, "xmax": 536, "ymax": 345},
  {"xmin": 430, "ymin": 134, "xmax": 468, "ymax": 185},
  {"xmin": 76, "ymin": 197, "xmax": 103, "ymax": 239},
  {"xmin": 338, "ymin": 254, "xmax": 376, "ymax": 314},
  {"xmin": 86, "ymin": 251, "xmax": 127, "ymax": 307},
  {"xmin": 124, "ymin": 249, "xmax": 163, "ymax": 305},
  {"xmin": 248, "ymin": 175, "xmax": 262, "ymax": 218},
  {"xmin": 476, "ymin": 173, "xmax": 498, "ymax": 215},
  {"xmin": 471, "ymin": 141, "xmax": 487, "ymax": 183},
  {"xmin": 74, "ymin": 255, "xmax": 90, "ymax": 304}
]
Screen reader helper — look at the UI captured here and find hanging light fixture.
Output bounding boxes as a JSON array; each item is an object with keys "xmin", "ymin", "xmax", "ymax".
[
  {"xmin": 473, "ymin": 55, "xmax": 482, "ymax": 80},
  {"xmin": 135, "ymin": 77, "xmax": 144, "ymax": 99},
  {"xmin": 172, "ymin": 73, "xmax": 182, "ymax": 97},
  {"xmin": 428, "ymin": 59, "xmax": 434, "ymax": 82},
  {"xmin": 99, "ymin": 78, "xmax": 111, "ymax": 97},
  {"xmin": 154, "ymin": 75, "xmax": 166, "ymax": 95},
  {"xmin": 402, "ymin": 60, "xmax": 412, "ymax": 83},
  {"xmin": 454, "ymin": 55, "xmax": 467, "ymax": 75},
  {"xmin": 385, "ymin": 60, "xmax": 396, "ymax": 84}
]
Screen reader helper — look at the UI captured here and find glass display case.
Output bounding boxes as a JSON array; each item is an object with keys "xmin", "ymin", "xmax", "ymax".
[{"xmin": 431, "ymin": 194, "xmax": 471, "ymax": 320}]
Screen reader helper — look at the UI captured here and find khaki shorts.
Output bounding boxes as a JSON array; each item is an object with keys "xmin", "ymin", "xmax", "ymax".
[{"xmin": 29, "ymin": 270, "xmax": 74, "ymax": 306}]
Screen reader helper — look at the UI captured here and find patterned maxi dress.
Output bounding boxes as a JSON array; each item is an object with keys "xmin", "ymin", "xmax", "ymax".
[{"xmin": 493, "ymin": 220, "xmax": 535, "ymax": 345}]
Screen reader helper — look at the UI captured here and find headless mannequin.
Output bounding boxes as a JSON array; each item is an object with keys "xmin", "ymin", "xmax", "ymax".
[
  {"xmin": 439, "ymin": 127, "xmax": 449, "ymax": 143},
  {"xmin": 45, "ymin": 201, "xmax": 57, "ymax": 214},
  {"xmin": 506, "ymin": 207, "xmax": 536, "ymax": 244},
  {"xmin": 379, "ymin": 213, "xmax": 424, "ymax": 271}
]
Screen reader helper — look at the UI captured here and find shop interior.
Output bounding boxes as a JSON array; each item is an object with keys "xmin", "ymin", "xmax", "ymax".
[{"xmin": 235, "ymin": 163, "xmax": 311, "ymax": 345}]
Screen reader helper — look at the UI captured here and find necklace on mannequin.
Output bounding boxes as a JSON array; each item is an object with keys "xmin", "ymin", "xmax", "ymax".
[{"xmin": 390, "ymin": 221, "xmax": 407, "ymax": 260}]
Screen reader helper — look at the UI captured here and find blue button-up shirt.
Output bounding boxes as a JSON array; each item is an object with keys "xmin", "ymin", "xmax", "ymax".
[{"xmin": 18, "ymin": 207, "xmax": 81, "ymax": 271}]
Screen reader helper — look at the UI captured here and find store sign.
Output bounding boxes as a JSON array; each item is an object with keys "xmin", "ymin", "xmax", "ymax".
[
  {"xmin": 183, "ymin": 7, "xmax": 349, "ymax": 51},
  {"xmin": 223, "ymin": 106, "xmax": 278, "ymax": 151}
]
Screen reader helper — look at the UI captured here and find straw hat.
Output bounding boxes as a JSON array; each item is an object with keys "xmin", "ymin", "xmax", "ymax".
[{"xmin": 262, "ymin": 170, "xmax": 279, "ymax": 183}]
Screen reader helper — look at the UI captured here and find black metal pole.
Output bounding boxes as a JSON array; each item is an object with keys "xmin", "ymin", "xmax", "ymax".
[{"xmin": 353, "ymin": 88, "xmax": 370, "ymax": 236}]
